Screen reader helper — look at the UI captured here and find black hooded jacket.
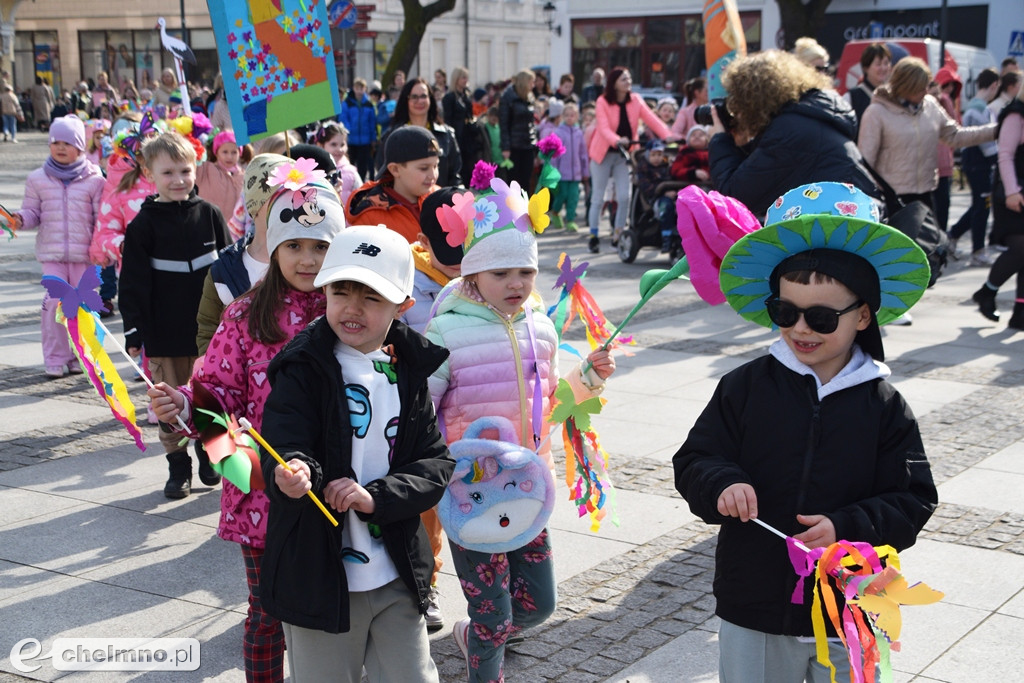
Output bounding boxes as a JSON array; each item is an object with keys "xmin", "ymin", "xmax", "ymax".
[
  {"xmin": 710, "ymin": 89, "xmax": 880, "ymax": 218},
  {"xmin": 673, "ymin": 354, "xmax": 937, "ymax": 637},
  {"xmin": 259, "ymin": 317, "xmax": 454, "ymax": 633}
]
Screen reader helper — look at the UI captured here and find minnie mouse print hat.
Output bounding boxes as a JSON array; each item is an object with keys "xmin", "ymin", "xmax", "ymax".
[{"xmin": 265, "ymin": 158, "xmax": 346, "ymax": 256}]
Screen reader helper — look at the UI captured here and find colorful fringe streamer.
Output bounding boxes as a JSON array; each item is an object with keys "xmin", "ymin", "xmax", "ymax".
[
  {"xmin": 559, "ymin": 416, "xmax": 618, "ymax": 532},
  {"xmin": 0, "ymin": 202, "xmax": 17, "ymax": 240},
  {"xmin": 548, "ymin": 253, "xmax": 632, "ymax": 353},
  {"xmin": 58, "ymin": 305, "xmax": 146, "ymax": 451},
  {"xmin": 785, "ymin": 538, "xmax": 943, "ymax": 683}
]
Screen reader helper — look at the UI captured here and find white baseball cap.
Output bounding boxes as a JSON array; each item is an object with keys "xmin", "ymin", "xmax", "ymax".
[{"xmin": 314, "ymin": 225, "xmax": 415, "ymax": 304}]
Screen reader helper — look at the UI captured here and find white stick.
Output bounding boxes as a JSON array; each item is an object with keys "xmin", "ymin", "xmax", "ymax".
[
  {"xmin": 92, "ymin": 314, "xmax": 190, "ymax": 432},
  {"xmin": 753, "ymin": 517, "xmax": 812, "ymax": 553}
]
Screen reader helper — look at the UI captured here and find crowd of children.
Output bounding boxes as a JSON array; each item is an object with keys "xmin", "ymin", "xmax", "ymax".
[{"xmin": 12, "ymin": 69, "xmax": 943, "ymax": 683}]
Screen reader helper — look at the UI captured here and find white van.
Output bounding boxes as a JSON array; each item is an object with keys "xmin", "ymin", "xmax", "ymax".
[{"xmin": 836, "ymin": 38, "xmax": 998, "ymax": 101}]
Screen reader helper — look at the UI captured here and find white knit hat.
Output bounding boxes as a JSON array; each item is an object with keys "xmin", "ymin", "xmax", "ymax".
[
  {"xmin": 461, "ymin": 226, "xmax": 538, "ymax": 276},
  {"xmin": 266, "ymin": 180, "xmax": 345, "ymax": 256}
]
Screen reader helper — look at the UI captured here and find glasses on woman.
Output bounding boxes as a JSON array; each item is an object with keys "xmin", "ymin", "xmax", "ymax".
[{"xmin": 764, "ymin": 298, "xmax": 863, "ymax": 334}]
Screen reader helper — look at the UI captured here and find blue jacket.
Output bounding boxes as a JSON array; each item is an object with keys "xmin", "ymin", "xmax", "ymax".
[{"xmin": 340, "ymin": 91, "xmax": 378, "ymax": 146}]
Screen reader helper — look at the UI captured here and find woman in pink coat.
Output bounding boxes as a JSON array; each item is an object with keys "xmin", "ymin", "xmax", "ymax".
[
  {"xmin": 587, "ymin": 66, "xmax": 674, "ymax": 252},
  {"xmin": 146, "ymin": 173, "xmax": 345, "ymax": 683}
]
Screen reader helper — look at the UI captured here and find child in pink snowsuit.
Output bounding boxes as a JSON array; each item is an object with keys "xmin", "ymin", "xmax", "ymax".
[{"xmin": 13, "ymin": 115, "xmax": 105, "ymax": 378}]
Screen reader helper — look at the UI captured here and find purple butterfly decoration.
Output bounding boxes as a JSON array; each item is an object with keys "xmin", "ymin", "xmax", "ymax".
[
  {"xmin": 118, "ymin": 111, "xmax": 157, "ymax": 165},
  {"xmin": 41, "ymin": 267, "xmax": 104, "ymax": 319},
  {"xmin": 554, "ymin": 254, "xmax": 588, "ymax": 292}
]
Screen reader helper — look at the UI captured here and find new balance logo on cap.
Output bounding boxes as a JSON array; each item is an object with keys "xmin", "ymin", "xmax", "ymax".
[{"xmin": 353, "ymin": 243, "xmax": 381, "ymax": 257}]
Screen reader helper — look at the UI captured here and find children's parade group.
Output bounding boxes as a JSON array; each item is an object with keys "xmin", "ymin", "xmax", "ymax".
[{"xmin": 26, "ymin": 33, "xmax": 1024, "ymax": 683}]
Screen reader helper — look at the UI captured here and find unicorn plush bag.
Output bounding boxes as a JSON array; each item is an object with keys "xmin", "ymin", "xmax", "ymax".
[{"xmin": 438, "ymin": 416, "xmax": 555, "ymax": 553}]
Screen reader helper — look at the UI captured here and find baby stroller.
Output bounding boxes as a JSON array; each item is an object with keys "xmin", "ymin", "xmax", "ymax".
[{"xmin": 616, "ymin": 141, "xmax": 686, "ymax": 264}]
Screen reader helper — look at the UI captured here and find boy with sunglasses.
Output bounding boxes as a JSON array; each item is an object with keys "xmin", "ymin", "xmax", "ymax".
[{"xmin": 674, "ymin": 182, "xmax": 938, "ymax": 682}]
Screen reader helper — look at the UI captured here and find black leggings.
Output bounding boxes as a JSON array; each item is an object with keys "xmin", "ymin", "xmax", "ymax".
[{"xmin": 988, "ymin": 234, "xmax": 1024, "ymax": 299}]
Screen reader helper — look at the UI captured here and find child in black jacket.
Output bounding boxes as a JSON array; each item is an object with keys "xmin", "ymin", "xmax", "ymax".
[
  {"xmin": 119, "ymin": 132, "xmax": 230, "ymax": 498},
  {"xmin": 673, "ymin": 182, "xmax": 937, "ymax": 682},
  {"xmin": 260, "ymin": 225, "xmax": 454, "ymax": 682}
]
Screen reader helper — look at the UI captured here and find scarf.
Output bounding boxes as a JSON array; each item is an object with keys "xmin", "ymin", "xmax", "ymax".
[{"xmin": 44, "ymin": 156, "xmax": 90, "ymax": 183}]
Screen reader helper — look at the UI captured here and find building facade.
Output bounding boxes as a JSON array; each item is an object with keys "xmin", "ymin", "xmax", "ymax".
[
  {"xmin": 547, "ymin": 0, "xmax": 1024, "ymax": 97},
  {"xmin": 1, "ymin": 0, "xmax": 557, "ymax": 97}
]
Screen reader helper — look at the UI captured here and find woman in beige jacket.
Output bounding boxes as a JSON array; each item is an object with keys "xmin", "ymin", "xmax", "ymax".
[{"xmin": 858, "ymin": 57, "xmax": 996, "ymax": 207}]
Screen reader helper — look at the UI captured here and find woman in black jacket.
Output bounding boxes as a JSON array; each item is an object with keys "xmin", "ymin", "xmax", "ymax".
[
  {"xmin": 499, "ymin": 69, "xmax": 538, "ymax": 190},
  {"xmin": 442, "ymin": 66, "xmax": 482, "ymax": 181},
  {"xmin": 375, "ymin": 77, "xmax": 463, "ymax": 187},
  {"xmin": 709, "ymin": 50, "xmax": 879, "ymax": 218}
]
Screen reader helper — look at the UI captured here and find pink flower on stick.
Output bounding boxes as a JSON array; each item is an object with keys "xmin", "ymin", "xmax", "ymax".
[{"xmin": 268, "ymin": 157, "xmax": 326, "ymax": 191}]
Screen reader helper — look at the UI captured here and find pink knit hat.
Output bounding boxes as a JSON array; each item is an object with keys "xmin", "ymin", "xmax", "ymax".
[{"xmin": 212, "ymin": 130, "xmax": 236, "ymax": 155}]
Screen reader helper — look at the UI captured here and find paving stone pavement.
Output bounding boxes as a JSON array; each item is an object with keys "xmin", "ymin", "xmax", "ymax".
[{"xmin": 2, "ymin": 130, "xmax": 1024, "ymax": 682}]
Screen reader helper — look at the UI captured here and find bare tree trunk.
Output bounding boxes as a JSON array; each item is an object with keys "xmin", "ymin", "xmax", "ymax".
[
  {"xmin": 383, "ymin": 0, "xmax": 457, "ymax": 86},
  {"xmin": 775, "ymin": 0, "xmax": 833, "ymax": 50}
]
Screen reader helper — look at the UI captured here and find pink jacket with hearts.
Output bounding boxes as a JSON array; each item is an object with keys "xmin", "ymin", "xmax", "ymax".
[
  {"xmin": 182, "ymin": 286, "xmax": 326, "ymax": 547},
  {"xmin": 89, "ymin": 155, "xmax": 157, "ymax": 267}
]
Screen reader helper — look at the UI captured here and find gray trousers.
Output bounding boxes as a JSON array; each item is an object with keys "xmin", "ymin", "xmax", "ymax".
[
  {"xmin": 719, "ymin": 619, "xmax": 871, "ymax": 683},
  {"xmin": 588, "ymin": 151, "xmax": 632, "ymax": 235},
  {"xmin": 282, "ymin": 578, "xmax": 438, "ymax": 683}
]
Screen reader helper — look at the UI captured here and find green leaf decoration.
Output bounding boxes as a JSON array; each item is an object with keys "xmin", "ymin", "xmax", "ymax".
[{"xmin": 548, "ymin": 378, "xmax": 604, "ymax": 432}]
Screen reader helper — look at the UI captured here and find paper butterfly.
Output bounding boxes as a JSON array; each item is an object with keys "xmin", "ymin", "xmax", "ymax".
[
  {"xmin": 41, "ymin": 267, "xmax": 104, "ymax": 319},
  {"xmin": 436, "ymin": 191, "xmax": 476, "ymax": 247},
  {"xmin": 554, "ymin": 253, "xmax": 588, "ymax": 292}
]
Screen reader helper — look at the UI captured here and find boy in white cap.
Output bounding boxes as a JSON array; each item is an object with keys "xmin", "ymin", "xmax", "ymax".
[{"xmin": 259, "ymin": 225, "xmax": 454, "ymax": 682}]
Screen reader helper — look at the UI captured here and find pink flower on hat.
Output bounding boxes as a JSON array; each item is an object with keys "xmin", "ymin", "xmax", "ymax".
[{"xmin": 268, "ymin": 157, "xmax": 326, "ymax": 191}]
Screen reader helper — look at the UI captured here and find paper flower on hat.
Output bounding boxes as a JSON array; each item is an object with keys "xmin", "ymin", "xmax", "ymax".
[
  {"xmin": 268, "ymin": 157, "xmax": 327, "ymax": 191},
  {"xmin": 435, "ymin": 191, "xmax": 476, "ymax": 247},
  {"xmin": 676, "ymin": 185, "xmax": 761, "ymax": 305},
  {"xmin": 490, "ymin": 177, "xmax": 531, "ymax": 231},
  {"xmin": 528, "ymin": 188, "xmax": 550, "ymax": 234},
  {"xmin": 720, "ymin": 182, "xmax": 930, "ymax": 327}
]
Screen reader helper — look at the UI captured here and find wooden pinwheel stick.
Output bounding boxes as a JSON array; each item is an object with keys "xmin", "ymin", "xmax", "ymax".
[
  {"xmin": 92, "ymin": 315, "xmax": 190, "ymax": 433},
  {"xmin": 238, "ymin": 418, "xmax": 340, "ymax": 527}
]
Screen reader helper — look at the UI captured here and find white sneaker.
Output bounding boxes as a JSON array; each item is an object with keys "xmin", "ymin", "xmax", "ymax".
[
  {"xmin": 888, "ymin": 312, "xmax": 913, "ymax": 326},
  {"xmin": 452, "ymin": 617, "xmax": 471, "ymax": 677},
  {"xmin": 424, "ymin": 586, "xmax": 443, "ymax": 631},
  {"xmin": 969, "ymin": 251, "xmax": 996, "ymax": 267}
]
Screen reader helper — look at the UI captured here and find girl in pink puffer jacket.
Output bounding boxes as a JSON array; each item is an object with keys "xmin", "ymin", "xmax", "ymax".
[
  {"xmin": 424, "ymin": 187, "xmax": 615, "ymax": 682},
  {"xmin": 89, "ymin": 150, "xmax": 157, "ymax": 269},
  {"xmin": 13, "ymin": 115, "xmax": 105, "ymax": 378}
]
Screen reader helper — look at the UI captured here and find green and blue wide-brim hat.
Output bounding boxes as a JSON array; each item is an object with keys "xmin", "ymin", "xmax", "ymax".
[{"xmin": 720, "ymin": 182, "xmax": 931, "ymax": 327}]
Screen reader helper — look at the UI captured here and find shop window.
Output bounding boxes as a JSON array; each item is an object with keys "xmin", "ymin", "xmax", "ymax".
[{"xmin": 13, "ymin": 31, "xmax": 61, "ymax": 94}]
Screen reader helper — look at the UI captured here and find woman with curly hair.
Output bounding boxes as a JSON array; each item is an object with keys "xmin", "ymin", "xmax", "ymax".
[{"xmin": 708, "ymin": 50, "xmax": 879, "ymax": 217}]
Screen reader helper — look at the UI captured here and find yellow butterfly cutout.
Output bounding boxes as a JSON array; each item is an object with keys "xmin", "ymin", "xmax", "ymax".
[
  {"xmin": 529, "ymin": 188, "xmax": 551, "ymax": 234},
  {"xmin": 848, "ymin": 571, "xmax": 943, "ymax": 642}
]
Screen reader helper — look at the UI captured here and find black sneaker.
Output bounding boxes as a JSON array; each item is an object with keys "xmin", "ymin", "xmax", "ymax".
[
  {"xmin": 99, "ymin": 299, "xmax": 115, "ymax": 319},
  {"xmin": 588, "ymin": 236, "xmax": 600, "ymax": 253}
]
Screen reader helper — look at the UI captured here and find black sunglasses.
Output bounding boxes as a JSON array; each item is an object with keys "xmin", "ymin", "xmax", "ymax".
[{"xmin": 765, "ymin": 298, "xmax": 863, "ymax": 334}]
